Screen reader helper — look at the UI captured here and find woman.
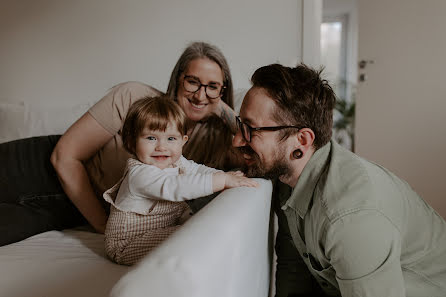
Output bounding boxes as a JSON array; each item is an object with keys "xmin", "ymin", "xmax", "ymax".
[{"xmin": 0, "ymin": 41, "xmax": 240, "ymax": 246}]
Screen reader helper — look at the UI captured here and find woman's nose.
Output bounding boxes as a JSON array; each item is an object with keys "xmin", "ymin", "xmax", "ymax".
[{"xmin": 193, "ymin": 85, "xmax": 207, "ymax": 100}]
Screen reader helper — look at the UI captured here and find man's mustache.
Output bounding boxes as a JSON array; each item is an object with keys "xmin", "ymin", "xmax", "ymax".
[{"xmin": 237, "ymin": 146, "xmax": 256, "ymax": 156}]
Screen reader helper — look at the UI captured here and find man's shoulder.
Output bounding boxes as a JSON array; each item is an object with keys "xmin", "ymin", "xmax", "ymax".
[{"xmin": 317, "ymin": 143, "xmax": 382, "ymax": 220}]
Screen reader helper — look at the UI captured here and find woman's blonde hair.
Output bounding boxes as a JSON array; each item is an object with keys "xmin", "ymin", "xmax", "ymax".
[
  {"xmin": 165, "ymin": 41, "xmax": 235, "ymax": 170},
  {"xmin": 121, "ymin": 96, "xmax": 186, "ymax": 155}
]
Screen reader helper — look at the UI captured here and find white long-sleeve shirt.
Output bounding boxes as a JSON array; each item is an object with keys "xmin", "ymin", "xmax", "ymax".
[{"xmin": 103, "ymin": 156, "xmax": 221, "ymax": 215}]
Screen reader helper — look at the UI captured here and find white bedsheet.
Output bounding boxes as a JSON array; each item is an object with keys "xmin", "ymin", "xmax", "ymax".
[{"xmin": 0, "ymin": 229, "xmax": 128, "ymax": 297}]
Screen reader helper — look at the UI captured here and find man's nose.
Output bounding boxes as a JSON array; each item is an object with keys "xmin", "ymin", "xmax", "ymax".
[{"xmin": 232, "ymin": 129, "xmax": 246, "ymax": 147}]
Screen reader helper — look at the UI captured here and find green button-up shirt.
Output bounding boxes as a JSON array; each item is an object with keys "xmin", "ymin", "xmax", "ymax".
[{"xmin": 274, "ymin": 141, "xmax": 446, "ymax": 297}]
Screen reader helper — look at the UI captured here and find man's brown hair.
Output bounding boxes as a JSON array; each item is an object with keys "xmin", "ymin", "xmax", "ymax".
[
  {"xmin": 251, "ymin": 63, "xmax": 336, "ymax": 150},
  {"xmin": 121, "ymin": 96, "xmax": 186, "ymax": 155}
]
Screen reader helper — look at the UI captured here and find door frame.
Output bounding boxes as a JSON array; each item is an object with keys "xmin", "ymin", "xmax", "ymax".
[{"xmin": 301, "ymin": 0, "xmax": 322, "ymax": 67}]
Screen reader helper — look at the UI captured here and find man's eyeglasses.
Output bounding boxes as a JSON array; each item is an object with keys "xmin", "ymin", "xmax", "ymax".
[
  {"xmin": 236, "ymin": 116, "xmax": 301, "ymax": 143},
  {"xmin": 183, "ymin": 75, "xmax": 225, "ymax": 99}
]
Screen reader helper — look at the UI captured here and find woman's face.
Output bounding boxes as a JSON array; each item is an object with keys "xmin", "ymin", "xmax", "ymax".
[{"xmin": 176, "ymin": 58, "xmax": 225, "ymax": 122}]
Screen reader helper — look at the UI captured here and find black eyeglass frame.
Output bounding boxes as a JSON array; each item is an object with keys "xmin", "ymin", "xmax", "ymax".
[
  {"xmin": 183, "ymin": 75, "xmax": 226, "ymax": 99},
  {"xmin": 236, "ymin": 116, "xmax": 301, "ymax": 143}
]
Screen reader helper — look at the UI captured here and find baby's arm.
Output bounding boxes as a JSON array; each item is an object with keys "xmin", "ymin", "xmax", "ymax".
[
  {"xmin": 181, "ymin": 156, "xmax": 220, "ymax": 175},
  {"xmin": 181, "ymin": 157, "xmax": 258, "ymax": 191},
  {"xmin": 130, "ymin": 165, "xmax": 215, "ymax": 201},
  {"xmin": 130, "ymin": 164, "xmax": 258, "ymax": 202},
  {"xmin": 212, "ymin": 172, "xmax": 258, "ymax": 192}
]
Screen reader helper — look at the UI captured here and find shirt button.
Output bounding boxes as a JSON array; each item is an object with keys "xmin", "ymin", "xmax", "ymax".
[{"xmin": 302, "ymin": 252, "xmax": 309, "ymax": 258}]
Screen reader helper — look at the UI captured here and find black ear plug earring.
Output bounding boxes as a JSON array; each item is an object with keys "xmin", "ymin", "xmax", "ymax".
[{"xmin": 292, "ymin": 149, "xmax": 303, "ymax": 159}]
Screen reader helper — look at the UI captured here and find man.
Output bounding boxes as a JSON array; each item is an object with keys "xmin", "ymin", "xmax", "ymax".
[{"xmin": 233, "ymin": 63, "xmax": 446, "ymax": 297}]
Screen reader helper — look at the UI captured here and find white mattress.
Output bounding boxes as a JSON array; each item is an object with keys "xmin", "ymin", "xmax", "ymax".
[{"xmin": 0, "ymin": 229, "xmax": 129, "ymax": 297}]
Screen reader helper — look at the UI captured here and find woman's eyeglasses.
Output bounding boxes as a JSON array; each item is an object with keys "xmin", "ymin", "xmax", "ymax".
[{"xmin": 183, "ymin": 75, "xmax": 225, "ymax": 99}]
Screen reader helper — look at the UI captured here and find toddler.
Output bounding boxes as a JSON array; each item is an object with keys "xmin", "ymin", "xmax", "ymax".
[{"xmin": 103, "ymin": 95, "xmax": 257, "ymax": 265}]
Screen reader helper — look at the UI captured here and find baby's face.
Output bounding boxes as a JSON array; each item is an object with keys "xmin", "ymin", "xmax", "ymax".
[{"xmin": 135, "ymin": 122, "xmax": 188, "ymax": 169}]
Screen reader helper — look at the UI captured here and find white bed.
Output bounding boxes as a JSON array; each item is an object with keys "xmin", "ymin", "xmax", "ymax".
[
  {"xmin": 0, "ymin": 92, "xmax": 275, "ymax": 297},
  {"xmin": 0, "ymin": 229, "xmax": 129, "ymax": 297}
]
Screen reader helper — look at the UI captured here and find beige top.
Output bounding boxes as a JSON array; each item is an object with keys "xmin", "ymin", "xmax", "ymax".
[{"xmin": 85, "ymin": 81, "xmax": 162, "ymax": 197}]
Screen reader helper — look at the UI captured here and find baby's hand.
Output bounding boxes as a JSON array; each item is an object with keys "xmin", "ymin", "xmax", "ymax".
[
  {"xmin": 224, "ymin": 173, "xmax": 258, "ymax": 189},
  {"xmin": 212, "ymin": 172, "xmax": 258, "ymax": 192},
  {"xmin": 227, "ymin": 170, "xmax": 245, "ymax": 177}
]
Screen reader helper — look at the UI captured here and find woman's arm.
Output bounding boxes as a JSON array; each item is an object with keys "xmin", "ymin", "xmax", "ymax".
[
  {"xmin": 214, "ymin": 100, "xmax": 238, "ymax": 135},
  {"xmin": 50, "ymin": 113, "xmax": 113, "ymax": 233}
]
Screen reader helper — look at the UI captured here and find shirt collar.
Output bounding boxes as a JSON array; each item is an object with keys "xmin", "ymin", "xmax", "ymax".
[{"xmin": 283, "ymin": 141, "xmax": 332, "ymax": 218}]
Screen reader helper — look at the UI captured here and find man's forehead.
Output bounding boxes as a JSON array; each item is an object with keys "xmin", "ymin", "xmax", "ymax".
[{"xmin": 240, "ymin": 87, "xmax": 278, "ymax": 125}]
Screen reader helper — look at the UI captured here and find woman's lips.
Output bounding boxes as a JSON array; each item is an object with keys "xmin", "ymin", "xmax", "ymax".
[{"xmin": 188, "ymin": 98, "xmax": 207, "ymax": 109}]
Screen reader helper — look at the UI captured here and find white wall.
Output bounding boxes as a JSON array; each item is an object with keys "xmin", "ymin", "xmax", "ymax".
[
  {"xmin": 356, "ymin": 0, "xmax": 446, "ymax": 217},
  {"xmin": 0, "ymin": 0, "xmax": 302, "ymax": 105}
]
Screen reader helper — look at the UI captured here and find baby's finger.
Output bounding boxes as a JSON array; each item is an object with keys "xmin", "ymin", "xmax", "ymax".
[
  {"xmin": 229, "ymin": 171, "xmax": 244, "ymax": 176},
  {"xmin": 241, "ymin": 179, "xmax": 259, "ymax": 188}
]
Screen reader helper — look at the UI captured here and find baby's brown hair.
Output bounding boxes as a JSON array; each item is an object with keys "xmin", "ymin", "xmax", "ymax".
[{"xmin": 121, "ymin": 95, "xmax": 187, "ymax": 155}]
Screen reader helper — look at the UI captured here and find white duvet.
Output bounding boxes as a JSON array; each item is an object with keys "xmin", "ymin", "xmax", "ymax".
[{"xmin": 0, "ymin": 229, "xmax": 128, "ymax": 297}]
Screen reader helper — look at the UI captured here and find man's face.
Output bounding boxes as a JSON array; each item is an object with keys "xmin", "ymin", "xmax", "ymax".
[{"xmin": 232, "ymin": 87, "xmax": 291, "ymax": 180}]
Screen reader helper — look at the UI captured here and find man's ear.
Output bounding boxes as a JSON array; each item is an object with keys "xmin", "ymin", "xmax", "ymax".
[
  {"xmin": 296, "ymin": 128, "xmax": 315, "ymax": 154},
  {"xmin": 182, "ymin": 135, "xmax": 189, "ymax": 146}
]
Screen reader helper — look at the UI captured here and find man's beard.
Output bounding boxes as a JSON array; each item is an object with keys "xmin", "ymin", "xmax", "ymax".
[{"xmin": 239, "ymin": 145, "xmax": 291, "ymax": 180}]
